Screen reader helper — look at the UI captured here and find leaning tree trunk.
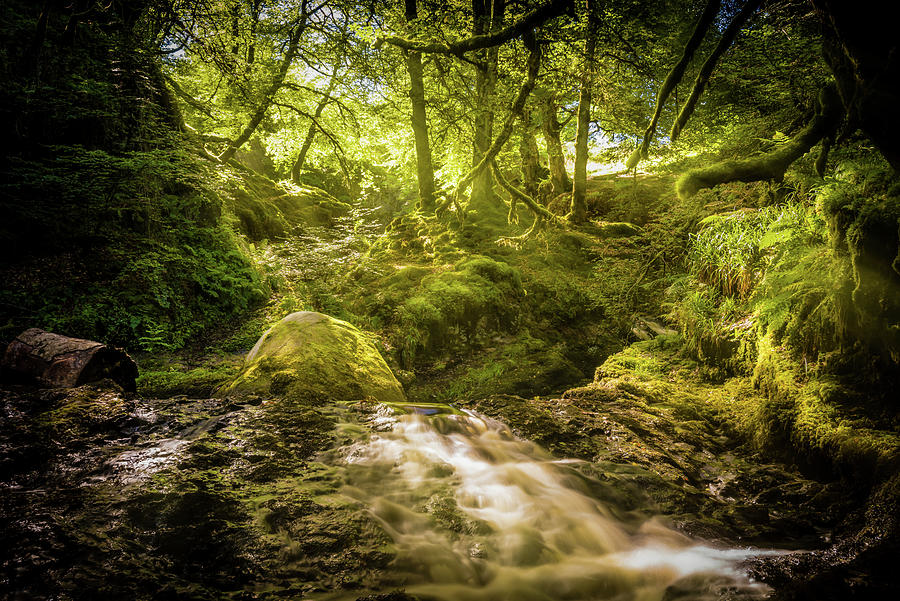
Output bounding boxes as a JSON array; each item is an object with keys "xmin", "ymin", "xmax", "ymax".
[
  {"xmin": 571, "ymin": 0, "xmax": 598, "ymax": 224},
  {"xmin": 469, "ymin": 0, "xmax": 505, "ymax": 211},
  {"xmin": 405, "ymin": 0, "xmax": 436, "ymax": 211},
  {"xmin": 627, "ymin": 0, "xmax": 721, "ymax": 169},
  {"xmin": 1, "ymin": 328, "xmax": 138, "ymax": 391},
  {"xmin": 291, "ymin": 67, "xmax": 339, "ymax": 184},
  {"xmin": 676, "ymin": 84, "xmax": 842, "ymax": 198},
  {"xmin": 542, "ymin": 94, "xmax": 571, "ymax": 194},
  {"xmin": 219, "ymin": 21, "xmax": 305, "ymax": 163},
  {"xmin": 670, "ymin": 0, "xmax": 761, "ymax": 142}
]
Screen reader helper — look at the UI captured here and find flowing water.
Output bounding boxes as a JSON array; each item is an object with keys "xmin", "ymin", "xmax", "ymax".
[
  {"xmin": 331, "ymin": 405, "xmax": 782, "ymax": 601},
  {"xmin": 1, "ymin": 386, "xmax": 807, "ymax": 600}
]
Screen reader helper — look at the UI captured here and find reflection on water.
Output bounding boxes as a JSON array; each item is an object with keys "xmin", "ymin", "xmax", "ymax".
[
  {"xmin": 104, "ymin": 412, "xmax": 233, "ymax": 484},
  {"xmin": 338, "ymin": 407, "xmax": 781, "ymax": 600}
]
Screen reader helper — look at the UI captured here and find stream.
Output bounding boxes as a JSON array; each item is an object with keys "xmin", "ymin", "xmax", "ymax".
[
  {"xmin": 329, "ymin": 405, "xmax": 781, "ymax": 601},
  {"xmin": 0, "ymin": 385, "xmax": 826, "ymax": 600}
]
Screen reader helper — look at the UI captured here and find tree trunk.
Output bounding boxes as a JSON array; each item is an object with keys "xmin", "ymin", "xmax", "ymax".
[
  {"xmin": 519, "ymin": 108, "xmax": 541, "ymax": 201},
  {"xmin": 628, "ymin": 0, "xmax": 721, "ymax": 169},
  {"xmin": 291, "ymin": 69, "xmax": 339, "ymax": 184},
  {"xmin": 452, "ymin": 32, "xmax": 541, "ymax": 209},
  {"xmin": 541, "ymin": 93, "xmax": 570, "ymax": 194},
  {"xmin": 1, "ymin": 328, "xmax": 138, "ymax": 391},
  {"xmin": 291, "ymin": 120, "xmax": 318, "ymax": 184},
  {"xmin": 469, "ymin": 0, "xmax": 505, "ymax": 210},
  {"xmin": 219, "ymin": 21, "xmax": 305, "ymax": 163},
  {"xmin": 813, "ymin": 0, "xmax": 900, "ymax": 170},
  {"xmin": 571, "ymin": 0, "xmax": 598, "ymax": 224},
  {"xmin": 405, "ymin": 0, "xmax": 436, "ymax": 211}
]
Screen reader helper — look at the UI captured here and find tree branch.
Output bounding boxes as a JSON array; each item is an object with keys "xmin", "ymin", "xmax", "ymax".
[
  {"xmin": 164, "ymin": 74, "xmax": 215, "ymax": 118},
  {"xmin": 375, "ymin": 0, "xmax": 570, "ymax": 54},
  {"xmin": 670, "ymin": 0, "xmax": 762, "ymax": 142},
  {"xmin": 676, "ymin": 84, "xmax": 843, "ymax": 199},
  {"xmin": 627, "ymin": 0, "xmax": 721, "ymax": 170}
]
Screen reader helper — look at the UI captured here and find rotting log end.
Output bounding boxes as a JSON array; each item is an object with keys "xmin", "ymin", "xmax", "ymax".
[{"xmin": 1, "ymin": 329, "xmax": 138, "ymax": 391}]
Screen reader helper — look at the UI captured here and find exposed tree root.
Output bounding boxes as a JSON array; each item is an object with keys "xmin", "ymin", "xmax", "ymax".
[{"xmin": 490, "ymin": 159, "xmax": 562, "ymax": 226}]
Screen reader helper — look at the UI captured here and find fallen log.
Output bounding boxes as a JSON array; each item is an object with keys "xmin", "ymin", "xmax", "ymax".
[{"xmin": 1, "ymin": 328, "xmax": 138, "ymax": 391}]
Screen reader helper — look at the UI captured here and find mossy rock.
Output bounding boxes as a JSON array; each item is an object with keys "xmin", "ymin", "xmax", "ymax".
[
  {"xmin": 272, "ymin": 186, "xmax": 351, "ymax": 227},
  {"xmin": 223, "ymin": 172, "xmax": 350, "ymax": 240},
  {"xmin": 221, "ymin": 311, "xmax": 405, "ymax": 403},
  {"xmin": 394, "ymin": 255, "xmax": 523, "ymax": 367},
  {"xmin": 593, "ymin": 221, "xmax": 642, "ymax": 239}
]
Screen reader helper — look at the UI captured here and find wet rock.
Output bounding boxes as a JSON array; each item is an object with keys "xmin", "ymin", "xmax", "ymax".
[
  {"xmin": 462, "ymin": 380, "xmax": 845, "ymax": 549},
  {"xmin": 631, "ymin": 316, "xmax": 678, "ymax": 341},
  {"xmin": 748, "ymin": 472, "xmax": 900, "ymax": 600},
  {"xmin": 220, "ymin": 311, "xmax": 406, "ymax": 403}
]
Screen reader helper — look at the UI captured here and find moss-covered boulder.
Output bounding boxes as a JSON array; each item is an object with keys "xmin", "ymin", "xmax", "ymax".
[
  {"xmin": 223, "ymin": 170, "xmax": 351, "ymax": 241},
  {"xmin": 593, "ymin": 221, "xmax": 642, "ymax": 239},
  {"xmin": 220, "ymin": 311, "xmax": 405, "ymax": 403}
]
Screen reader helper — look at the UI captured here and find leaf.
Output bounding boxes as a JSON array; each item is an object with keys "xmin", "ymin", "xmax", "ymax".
[{"xmin": 759, "ymin": 229, "xmax": 790, "ymax": 249}]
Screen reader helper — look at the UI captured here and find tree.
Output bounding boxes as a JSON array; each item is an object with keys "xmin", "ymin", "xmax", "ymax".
[
  {"xmin": 404, "ymin": 0, "xmax": 436, "ymax": 211},
  {"xmin": 540, "ymin": 91, "xmax": 572, "ymax": 195},
  {"xmin": 469, "ymin": 0, "xmax": 507, "ymax": 211},
  {"xmin": 218, "ymin": 5, "xmax": 310, "ymax": 163},
  {"xmin": 291, "ymin": 62, "xmax": 341, "ymax": 183},
  {"xmin": 569, "ymin": 0, "xmax": 599, "ymax": 223}
]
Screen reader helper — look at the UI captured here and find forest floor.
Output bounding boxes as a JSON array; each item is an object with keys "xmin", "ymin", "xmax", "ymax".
[{"xmin": 1, "ymin": 171, "xmax": 897, "ymax": 599}]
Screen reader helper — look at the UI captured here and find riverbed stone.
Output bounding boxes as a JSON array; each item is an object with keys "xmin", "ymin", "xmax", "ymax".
[{"xmin": 221, "ymin": 311, "xmax": 406, "ymax": 403}]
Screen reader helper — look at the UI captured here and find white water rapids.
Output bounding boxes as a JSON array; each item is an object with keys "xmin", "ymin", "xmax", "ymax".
[{"xmin": 337, "ymin": 406, "xmax": 782, "ymax": 601}]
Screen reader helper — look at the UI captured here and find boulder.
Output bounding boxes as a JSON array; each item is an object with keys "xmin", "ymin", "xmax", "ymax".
[
  {"xmin": 1, "ymin": 328, "xmax": 138, "ymax": 391},
  {"xmin": 595, "ymin": 221, "xmax": 642, "ymax": 239},
  {"xmin": 221, "ymin": 311, "xmax": 406, "ymax": 403}
]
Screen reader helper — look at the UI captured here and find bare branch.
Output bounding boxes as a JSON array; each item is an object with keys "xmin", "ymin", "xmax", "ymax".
[{"xmin": 375, "ymin": 0, "xmax": 571, "ymax": 55}]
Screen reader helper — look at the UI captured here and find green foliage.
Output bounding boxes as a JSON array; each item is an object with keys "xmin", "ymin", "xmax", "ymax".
[
  {"xmin": 0, "ymin": 146, "xmax": 265, "ymax": 350},
  {"xmin": 688, "ymin": 208, "xmax": 778, "ymax": 299},
  {"xmin": 814, "ymin": 155, "xmax": 900, "ymax": 359},
  {"xmin": 674, "ymin": 190, "xmax": 843, "ymax": 367},
  {"xmin": 437, "ymin": 334, "xmax": 583, "ymax": 400}
]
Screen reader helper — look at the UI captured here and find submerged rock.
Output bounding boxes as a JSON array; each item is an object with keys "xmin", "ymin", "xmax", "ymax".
[{"xmin": 221, "ymin": 311, "xmax": 406, "ymax": 403}]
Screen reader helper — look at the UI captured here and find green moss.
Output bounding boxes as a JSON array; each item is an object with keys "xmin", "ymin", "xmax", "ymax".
[
  {"xmin": 222, "ymin": 311, "xmax": 406, "ymax": 403},
  {"xmin": 222, "ymin": 171, "xmax": 351, "ymax": 241},
  {"xmin": 34, "ymin": 384, "xmax": 130, "ymax": 440},
  {"xmin": 747, "ymin": 336, "xmax": 900, "ymax": 481},
  {"xmin": 815, "ymin": 158, "xmax": 900, "ymax": 359},
  {"xmin": 410, "ymin": 333, "xmax": 585, "ymax": 402},
  {"xmin": 395, "ymin": 255, "xmax": 523, "ymax": 368},
  {"xmin": 595, "ymin": 334, "xmax": 690, "ymax": 381},
  {"xmin": 137, "ymin": 364, "xmax": 241, "ymax": 398}
]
